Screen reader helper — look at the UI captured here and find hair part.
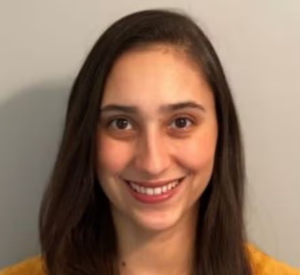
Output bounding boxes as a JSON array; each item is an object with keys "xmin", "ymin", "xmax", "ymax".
[{"xmin": 39, "ymin": 9, "xmax": 252, "ymax": 275}]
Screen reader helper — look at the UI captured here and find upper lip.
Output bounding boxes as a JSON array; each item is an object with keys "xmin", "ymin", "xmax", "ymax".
[{"xmin": 121, "ymin": 176, "xmax": 186, "ymax": 187}]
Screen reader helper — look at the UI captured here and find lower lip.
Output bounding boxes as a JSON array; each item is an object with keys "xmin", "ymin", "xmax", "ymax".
[{"xmin": 123, "ymin": 177, "xmax": 186, "ymax": 204}]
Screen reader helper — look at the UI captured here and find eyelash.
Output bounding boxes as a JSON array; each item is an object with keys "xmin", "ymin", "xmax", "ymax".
[{"xmin": 107, "ymin": 116, "xmax": 195, "ymax": 131}]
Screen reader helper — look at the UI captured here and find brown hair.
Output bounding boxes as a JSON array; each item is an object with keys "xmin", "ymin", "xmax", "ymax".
[{"xmin": 39, "ymin": 9, "xmax": 252, "ymax": 275}]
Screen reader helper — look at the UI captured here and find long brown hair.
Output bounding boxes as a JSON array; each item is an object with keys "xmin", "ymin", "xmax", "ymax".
[{"xmin": 39, "ymin": 9, "xmax": 252, "ymax": 275}]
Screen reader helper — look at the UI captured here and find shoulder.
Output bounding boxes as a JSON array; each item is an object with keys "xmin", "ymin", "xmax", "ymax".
[
  {"xmin": 247, "ymin": 244, "xmax": 300, "ymax": 275},
  {"xmin": 0, "ymin": 257, "xmax": 45, "ymax": 275}
]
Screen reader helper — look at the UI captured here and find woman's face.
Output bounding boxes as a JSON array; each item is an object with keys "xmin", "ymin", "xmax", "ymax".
[{"xmin": 97, "ymin": 46, "xmax": 218, "ymax": 232}]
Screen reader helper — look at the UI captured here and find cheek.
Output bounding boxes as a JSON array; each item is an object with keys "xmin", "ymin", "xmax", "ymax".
[
  {"xmin": 97, "ymin": 135, "xmax": 132, "ymax": 174},
  {"xmin": 178, "ymin": 129, "xmax": 217, "ymax": 171}
]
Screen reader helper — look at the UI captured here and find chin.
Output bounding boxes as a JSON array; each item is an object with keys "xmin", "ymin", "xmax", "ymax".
[{"xmin": 131, "ymin": 208, "xmax": 184, "ymax": 232}]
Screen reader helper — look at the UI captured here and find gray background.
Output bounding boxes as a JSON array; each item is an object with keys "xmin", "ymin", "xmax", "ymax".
[{"xmin": 0, "ymin": 0, "xmax": 299, "ymax": 269}]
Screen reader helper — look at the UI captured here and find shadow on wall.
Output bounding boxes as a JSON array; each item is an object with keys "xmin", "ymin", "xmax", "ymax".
[{"xmin": 0, "ymin": 79, "xmax": 71, "ymax": 268}]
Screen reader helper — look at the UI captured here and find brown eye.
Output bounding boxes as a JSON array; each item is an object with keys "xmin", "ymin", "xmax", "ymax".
[
  {"xmin": 171, "ymin": 117, "xmax": 193, "ymax": 129},
  {"xmin": 110, "ymin": 118, "xmax": 133, "ymax": 130}
]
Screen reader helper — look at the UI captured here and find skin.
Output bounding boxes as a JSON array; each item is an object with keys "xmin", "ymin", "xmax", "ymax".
[{"xmin": 96, "ymin": 45, "xmax": 218, "ymax": 275}]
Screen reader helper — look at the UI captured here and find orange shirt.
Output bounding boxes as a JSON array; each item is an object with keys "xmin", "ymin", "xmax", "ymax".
[{"xmin": 0, "ymin": 244, "xmax": 299, "ymax": 275}]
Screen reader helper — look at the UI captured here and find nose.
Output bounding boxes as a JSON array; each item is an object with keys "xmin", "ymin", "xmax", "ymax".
[{"xmin": 133, "ymin": 129, "xmax": 171, "ymax": 177}]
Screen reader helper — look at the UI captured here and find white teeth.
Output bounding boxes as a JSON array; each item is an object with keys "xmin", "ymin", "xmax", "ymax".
[
  {"xmin": 128, "ymin": 179, "xmax": 182, "ymax": 195},
  {"xmin": 137, "ymin": 185, "xmax": 142, "ymax": 193},
  {"xmin": 154, "ymin": 187, "xmax": 162, "ymax": 195},
  {"xmin": 131, "ymin": 183, "xmax": 139, "ymax": 191},
  {"xmin": 146, "ymin": 188, "xmax": 154, "ymax": 195}
]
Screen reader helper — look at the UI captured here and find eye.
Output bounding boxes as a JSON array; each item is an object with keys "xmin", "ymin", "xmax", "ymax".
[
  {"xmin": 170, "ymin": 117, "xmax": 193, "ymax": 129},
  {"xmin": 109, "ymin": 118, "xmax": 133, "ymax": 130}
]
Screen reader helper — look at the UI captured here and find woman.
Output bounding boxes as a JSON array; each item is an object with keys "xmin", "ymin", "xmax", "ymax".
[{"xmin": 1, "ymin": 9, "xmax": 299, "ymax": 275}]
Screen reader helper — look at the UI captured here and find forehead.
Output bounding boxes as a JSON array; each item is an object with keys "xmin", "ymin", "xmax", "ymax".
[{"xmin": 102, "ymin": 46, "xmax": 213, "ymax": 110}]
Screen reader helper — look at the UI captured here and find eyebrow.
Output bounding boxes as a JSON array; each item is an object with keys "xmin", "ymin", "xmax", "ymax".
[{"xmin": 99, "ymin": 101, "xmax": 206, "ymax": 114}]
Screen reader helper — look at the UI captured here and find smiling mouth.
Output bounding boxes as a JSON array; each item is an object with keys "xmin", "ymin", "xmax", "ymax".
[{"xmin": 122, "ymin": 176, "xmax": 186, "ymax": 196}]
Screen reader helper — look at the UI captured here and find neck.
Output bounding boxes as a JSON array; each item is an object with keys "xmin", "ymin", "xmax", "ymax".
[{"xmin": 113, "ymin": 206, "xmax": 198, "ymax": 275}]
